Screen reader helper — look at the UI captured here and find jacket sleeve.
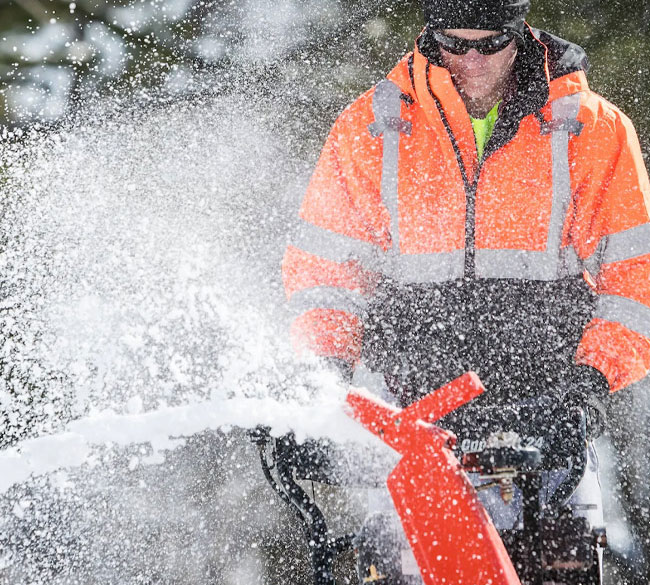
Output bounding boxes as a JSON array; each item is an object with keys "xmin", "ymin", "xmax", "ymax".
[
  {"xmin": 574, "ymin": 108, "xmax": 650, "ymax": 392},
  {"xmin": 282, "ymin": 96, "xmax": 388, "ymax": 366}
]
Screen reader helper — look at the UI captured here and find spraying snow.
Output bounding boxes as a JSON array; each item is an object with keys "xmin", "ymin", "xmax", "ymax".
[
  {"xmin": 1, "ymin": 93, "xmax": 317, "ymax": 442},
  {"xmin": 0, "ymin": 89, "xmax": 389, "ymax": 583}
]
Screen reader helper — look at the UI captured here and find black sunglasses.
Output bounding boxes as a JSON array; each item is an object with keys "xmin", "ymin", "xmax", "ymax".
[{"xmin": 432, "ymin": 30, "xmax": 514, "ymax": 56}]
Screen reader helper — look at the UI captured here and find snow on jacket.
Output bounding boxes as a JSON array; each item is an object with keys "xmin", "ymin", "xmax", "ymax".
[{"xmin": 282, "ymin": 26, "xmax": 650, "ymax": 399}]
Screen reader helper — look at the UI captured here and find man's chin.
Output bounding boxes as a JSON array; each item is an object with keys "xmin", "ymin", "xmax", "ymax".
[{"xmin": 461, "ymin": 84, "xmax": 496, "ymax": 102}]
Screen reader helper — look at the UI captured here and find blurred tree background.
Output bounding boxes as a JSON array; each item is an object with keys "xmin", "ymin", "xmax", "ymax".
[
  {"xmin": 1, "ymin": 1, "xmax": 649, "ymax": 584},
  {"xmin": 1, "ymin": 0, "xmax": 649, "ymax": 155}
]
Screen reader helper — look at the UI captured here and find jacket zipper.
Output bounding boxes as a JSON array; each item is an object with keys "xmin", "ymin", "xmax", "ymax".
[{"xmin": 425, "ymin": 63, "xmax": 481, "ymax": 279}]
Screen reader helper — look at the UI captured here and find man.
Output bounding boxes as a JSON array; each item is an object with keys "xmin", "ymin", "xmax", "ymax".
[{"xmin": 283, "ymin": 0, "xmax": 650, "ymax": 581}]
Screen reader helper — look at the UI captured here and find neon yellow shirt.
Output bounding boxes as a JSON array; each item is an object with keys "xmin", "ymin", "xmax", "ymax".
[{"xmin": 470, "ymin": 102, "xmax": 500, "ymax": 161}]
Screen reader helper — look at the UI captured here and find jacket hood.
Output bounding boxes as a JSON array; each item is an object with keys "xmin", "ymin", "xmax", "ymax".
[
  {"xmin": 534, "ymin": 28, "xmax": 589, "ymax": 81},
  {"xmin": 532, "ymin": 28, "xmax": 590, "ymax": 101}
]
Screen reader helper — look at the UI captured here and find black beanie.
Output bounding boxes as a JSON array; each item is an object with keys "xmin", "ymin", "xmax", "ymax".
[{"xmin": 422, "ymin": 0, "xmax": 530, "ymax": 33}]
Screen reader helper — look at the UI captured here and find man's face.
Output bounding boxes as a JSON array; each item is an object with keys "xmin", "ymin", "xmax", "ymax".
[{"xmin": 439, "ymin": 29, "xmax": 517, "ymax": 107}]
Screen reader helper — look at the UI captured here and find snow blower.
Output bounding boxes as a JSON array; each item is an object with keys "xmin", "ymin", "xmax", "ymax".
[{"xmin": 256, "ymin": 372, "xmax": 605, "ymax": 585}]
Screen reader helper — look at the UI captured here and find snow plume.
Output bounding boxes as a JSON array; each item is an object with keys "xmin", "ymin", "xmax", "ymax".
[
  {"xmin": 0, "ymin": 92, "xmax": 379, "ymax": 583},
  {"xmin": 0, "ymin": 93, "xmax": 318, "ymax": 446}
]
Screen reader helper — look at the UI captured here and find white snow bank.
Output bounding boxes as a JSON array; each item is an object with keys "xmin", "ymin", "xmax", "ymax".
[{"xmin": 0, "ymin": 390, "xmax": 382, "ymax": 495}]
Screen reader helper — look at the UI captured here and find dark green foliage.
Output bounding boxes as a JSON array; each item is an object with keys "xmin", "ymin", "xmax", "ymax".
[
  {"xmin": 1, "ymin": 0, "xmax": 649, "ymax": 157},
  {"xmin": 530, "ymin": 0, "xmax": 650, "ymax": 155}
]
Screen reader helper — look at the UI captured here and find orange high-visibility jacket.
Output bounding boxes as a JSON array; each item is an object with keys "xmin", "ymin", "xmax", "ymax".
[{"xmin": 283, "ymin": 27, "xmax": 650, "ymax": 394}]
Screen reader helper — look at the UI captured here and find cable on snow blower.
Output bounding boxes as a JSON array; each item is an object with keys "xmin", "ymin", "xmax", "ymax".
[{"xmin": 253, "ymin": 427, "xmax": 354, "ymax": 585}]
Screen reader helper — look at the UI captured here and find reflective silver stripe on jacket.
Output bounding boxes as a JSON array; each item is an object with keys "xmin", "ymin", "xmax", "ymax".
[
  {"xmin": 579, "ymin": 223, "xmax": 650, "ymax": 277},
  {"xmin": 288, "ymin": 286, "xmax": 368, "ymax": 318},
  {"xmin": 601, "ymin": 223, "xmax": 650, "ymax": 264},
  {"xmin": 291, "ymin": 219, "xmax": 384, "ymax": 271},
  {"xmin": 548, "ymin": 95, "xmax": 583, "ymax": 273},
  {"xmin": 368, "ymin": 80, "xmax": 466, "ymax": 282},
  {"xmin": 381, "ymin": 250, "xmax": 465, "ymax": 283},
  {"xmin": 475, "ymin": 93, "xmax": 584, "ymax": 281},
  {"xmin": 293, "ymin": 219, "xmax": 464, "ymax": 283},
  {"xmin": 563, "ymin": 245, "xmax": 586, "ymax": 276},
  {"xmin": 581, "ymin": 238, "xmax": 608, "ymax": 276},
  {"xmin": 475, "ymin": 248, "xmax": 577, "ymax": 280},
  {"xmin": 369, "ymin": 79, "xmax": 411, "ymax": 254},
  {"xmin": 288, "ymin": 222, "xmax": 375, "ymax": 319},
  {"xmin": 594, "ymin": 295, "xmax": 650, "ymax": 339}
]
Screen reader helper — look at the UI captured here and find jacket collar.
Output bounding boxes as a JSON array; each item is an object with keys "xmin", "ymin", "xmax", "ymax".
[{"xmin": 387, "ymin": 26, "xmax": 590, "ymax": 170}]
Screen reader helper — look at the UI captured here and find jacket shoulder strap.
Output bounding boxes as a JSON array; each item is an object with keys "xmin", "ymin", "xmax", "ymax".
[
  {"xmin": 368, "ymin": 79, "xmax": 412, "ymax": 138},
  {"xmin": 540, "ymin": 93, "xmax": 584, "ymax": 136}
]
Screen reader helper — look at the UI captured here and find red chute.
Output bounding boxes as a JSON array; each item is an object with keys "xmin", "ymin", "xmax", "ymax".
[{"xmin": 345, "ymin": 372, "xmax": 522, "ymax": 585}]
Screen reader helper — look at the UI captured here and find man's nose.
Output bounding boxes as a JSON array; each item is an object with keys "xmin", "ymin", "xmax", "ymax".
[{"xmin": 463, "ymin": 49, "xmax": 483, "ymax": 61}]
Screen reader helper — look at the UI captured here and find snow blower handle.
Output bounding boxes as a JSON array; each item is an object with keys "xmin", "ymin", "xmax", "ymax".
[{"xmin": 346, "ymin": 372, "xmax": 523, "ymax": 585}]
